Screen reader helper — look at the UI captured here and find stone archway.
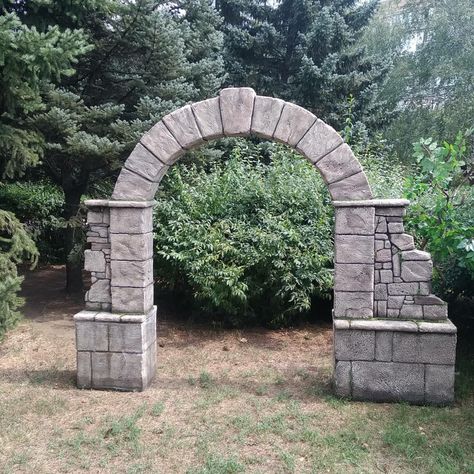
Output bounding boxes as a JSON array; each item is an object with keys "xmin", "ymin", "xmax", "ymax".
[{"xmin": 75, "ymin": 88, "xmax": 456, "ymax": 404}]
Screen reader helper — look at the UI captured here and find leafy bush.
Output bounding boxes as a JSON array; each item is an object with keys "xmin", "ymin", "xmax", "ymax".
[
  {"xmin": 0, "ymin": 210, "xmax": 38, "ymax": 339},
  {"xmin": 153, "ymin": 141, "xmax": 334, "ymax": 326},
  {"xmin": 403, "ymin": 131, "xmax": 474, "ymax": 300},
  {"xmin": 0, "ymin": 181, "xmax": 65, "ymax": 262}
]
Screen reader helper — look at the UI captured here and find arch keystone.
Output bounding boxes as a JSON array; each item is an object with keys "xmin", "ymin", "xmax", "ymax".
[{"xmin": 220, "ymin": 87, "xmax": 256, "ymax": 136}]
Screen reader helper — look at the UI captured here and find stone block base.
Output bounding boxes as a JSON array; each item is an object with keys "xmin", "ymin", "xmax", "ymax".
[
  {"xmin": 74, "ymin": 306, "xmax": 157, "ymax": 391},
  {"xmin": 333, "ymin": 318, "xmax": 456, "ymax": 404}
]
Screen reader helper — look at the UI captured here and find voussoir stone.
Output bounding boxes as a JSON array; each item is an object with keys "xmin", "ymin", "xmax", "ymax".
[
  {"xmin": 112, "ymin": 168, "xmax": 159, "ymax": 201},
  {"xmin": 314, "ymin": 144, "xmax": 363, "ymax": 185},
  {"xmin": 335, "ymin": 207, "xmax": 375, "ymax": 235},
  {"xmin": 124, "ymin": 143, "xmax": 169, "ymax": 184},
  {"xmin": 140, "ymin": 120, "xmax": 183, "ymax": 165},
  {"xmin": 162, "ymin": 104, "xmax": 203, "ymax": 149},
  {"xmin": 296, "ymin": 119, "xmax": 343, "ymax": 163},
  {"xmin": 328, "ymin": 171, "xmax": 373, "ymax": 201},
  {"xmin": 334, "ymin": 264, "xmax": 374, "ymax": 292},
  {"xmin": 401, "ymin": 259, "xmax": 433, "ymax": 282},
  {"xmin": 251, "ymin": 96, "xmax": 285, "ymax": 139},
  {"xmin": 334, "ymin": 291, "xmax": 373, "ymax": 318},
  {"xmin": 335, "ymin": 234, "xmax": 374, "ymax": 264},
  {"xmin": 273, "ymin": 102, "xmax": 316, "ymax": 146},
  {"xmin": 191, "ymin": 97, "xmax": 223, "ymax": 139},
  {"xmin": 220, "ymin": 87, "xmax": 256, "ymax": 136}
]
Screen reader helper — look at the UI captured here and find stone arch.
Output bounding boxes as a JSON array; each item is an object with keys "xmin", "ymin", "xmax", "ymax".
[{"xmin": 75, "ymin": 88, "xmax": 457, "ymax": 404}]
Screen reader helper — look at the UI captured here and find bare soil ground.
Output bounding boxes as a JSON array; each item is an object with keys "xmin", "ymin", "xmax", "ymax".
[{"xmin": 0, "ymin": 266, "xmax": 473, "ymax": 474}]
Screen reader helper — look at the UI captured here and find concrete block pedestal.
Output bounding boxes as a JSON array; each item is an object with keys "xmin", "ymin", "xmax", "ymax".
[
  {"xmin": 334, "ymin": 318, "xmax": 456, "ymax": 404},
  {"xmin": 74, "ymin": 306, "xmax": 157, "ymax": 391}
]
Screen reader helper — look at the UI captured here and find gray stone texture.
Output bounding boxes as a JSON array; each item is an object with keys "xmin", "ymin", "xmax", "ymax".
[
  {"xmin": 111, "ymin": 259, "xmax": 153, "ymax": 288},
  {"xmin": 112, "ymin": 168, "xmax": 158, "ymax": 201},
  {"xmin": 87, "ymin": 279, "xmax": 111, "ymax": 304},
  {"xmin": 375, "ymin": 331, "xmax": 393, "ymax": 361},
  {"xmin": 334, "ymin": 329, "xmax": 375, "ymax": 361},
  {"xmin": 425, "ymin": 365, "xmax": 455, "ymax": 404},
  {"xmin": 334, "ymin": 291, "xmax": 373, "ymax": 318},
  {"xmin": 124, "ymin": 143, "xmax": 169, "ymax": 183},
  {"xmin": 111, "ymin": 283, "xmax": 154, "ymax": 314},
  {"xmin": 191, "ymin": 97, "xmax": 223, "ymax": 139},
  {"xmin": 334, "ymin": 361, "xmax": 352, "ymax": 397},
  {"xmin": 84, "ymin": 250, "xmax": 106, "ymax": 273},
  {"xmin": 334, "ymin": 264, "xmax": 374, "ymax": 292},
  {"xmin": 402, "ymin": 249, "xmax": 431, "ymax": 261},
  {"xmin": 391, "ymin": 233, "xmax": 415, "ymax": 251},
  {"xmin": 335, "ymin": 235, "xmax": 374, "ymax": 264},
  {"xmin": 314, "ymin": 144, "xmax": 363, "ymax": 185},
  {"xmin": 423, "ymin": 304, "xmax": 448, "ymax": 320},
  {"xmin": 392, "ymin": 333, "xmax": 456, "ymax": 364},
  {"xmin": 111, "ymin": 233, "xmax": 153, "ymax": 261},
  {"xmin": 220, "ymin": 87, "xmax": 256, "ymax": 136},
  {"xmin": 335, "ymin": 207, "xmax": 375, "ymax": 235},
  {"xmin": 77, "ymin": 351, "xmax": 92, "ymax": 388},
  {"xmin": 296, "ymin": 119, "xmax": 343, "ymax": 163},
  {"xmin": 110, "ymin": 207, "xmax": 153, "ymax": 235},
  {"xmin": 76, "ymin": 321, "xmax": 108, "ymax": 351},
  {"xmin": 273, "ymin": 102, "xmax": 316, "ymax": 146},
  {"xmin": 401, "ymin": 259, "xmax": 433, "ymax": 282},
  {"xmin": 140, "ymin": 120, "xmax": 183, "ymax": 165},
  {"xmin": 251, "ymin": 96, "xmax": 285, "ymax": 139},
  {"xmin": 162, "ymin": 105, "xmax": 203, "ymax": 149},
  {"xmin": 328, "ymin": 172, "xmax": 373, "ymax": 201}
]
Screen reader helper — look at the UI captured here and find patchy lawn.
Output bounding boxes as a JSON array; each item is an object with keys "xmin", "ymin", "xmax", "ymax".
[{"xmin": 0, "ymin": 267, "xmax": 473, "ymax": 474}]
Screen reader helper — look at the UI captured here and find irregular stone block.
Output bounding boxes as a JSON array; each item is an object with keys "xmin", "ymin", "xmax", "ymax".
[
  {"xmin": 419, "ymin": 282, "xmax": 431, "ymax": 295},
  {"xmin": 375, "ymin": 207, "xmax": 406, "ymax": 217},
  {"xmin": 296, "ymin": 119, "xmax": 343, "ymax": 163},
  {"xmin": 388, "ymin": 222, "xmax": 404, "ymax": 233},
  {"xmin": 376, "ymin": 249, "xmax": 392, "ymax": 262},
  {"xmin": 425, "ymin": 365, "xmax": 455, "ymax": 404},
  {"xmin": 111, "ymin": 259, "xmax": 153, "ymax": 288},
  {"xmin": 375, "ymin": 218, "xmax": 387, "ymax": 233},
  {"xmin": 399, "ymin": 304, "xmax": 423, "ymax": 319},
  {"xmin": 273, "ymin": 102, "xmax": 316, "ymax": 146},
  {"xmin": 162, "ymin": 105, "xmax": 203, "ymax": 149},
  {"xmin": 374, "ymin": 283, "xmax": 387, "ymax": 300},
  {"xmin": 335, "ymin": 207, "xmax": 375, "ymax": 235},
  {"xmin": 388, "ymin": 282, "xmax": 419, "ymax": 296},
  {"xmin": 328, "ymin": 172, "xmax": 373, "ymax": 201},
  {"xmin": 423, "ymin": 304, "xmax": 448, "ymax": 320},
  {"xmin": 76, "ymin": 321, "xmax": 108, "ymax": 351},
  {"xmin": 87, "ymin": 279, "xmax": 111, "ymax": 304},
  {"xmin": 334, "ymin": 264, "xmax": 374, "ymax": 292},
  {"xmin": 402, "ymin": 250, "xmax": 431, "ymax": 261},
  {"xmin": 87, "ymin": 210, "xmax": 104, "ymax": 224},
  {"xmin": 334, "ymin": 361, "xmax": 352, "ymax": 397},
  {"xmin": 414, "ymin": 295, "xmax": 445, "ymax": 305},
  {"xmin": 392, "ymin": 252, "xmax": 401, "ymax": 277},
  {"xmin": 314, "ymin": 144, "xmax": 362, "ymax": 184},
  {"xmin": 334, "ymin": 329, "xmax": 375, "ymax": 361},
  {"xmin": 387, "ymin": 308, "xmax": 400, "ymax": 318},
  {"xmin": 391, "ymin": 233, "xmax": 415, "ymax": 251},
  {"xmin": 191, "ymin": 97, "xmax": 223, "ymax": 139},
  {"xmin": 111, "ymin": 233, "xmax": 153, "ymax": 261},
  {"xmin": 110, "ymin": 207, "xmax": 153, "ymax": 235},
  {"xmin": 401, "ymin": 259, "xmax": 433, "ymax": 282},
  {"xmin": 375, "ymin": 240, "xmax": 384, "ymax": 251},
  {"xmin": 141, "ymin": 120, "xmax": 183, "ymax": 165},
  {"xmin": 335, "ymin": 235, "xmax": 374, "ymax": 264},
  {"xmin": 251, "ymin": 96, "xmax": 285, "ymax": 139},
  {"xmin": 380, "ymin": 270, "xmax": 393, "ymax": 284},
  {"xmin": 377, "ymin": 300, "xmax": 387, "ymax": 317},
  {"xmin": 124, "ymin": 143, "xmax": 169, "ymax": 183},
  {"xmin": 220, "ymin": 87, "xmax": 256, "ymax": 136},
  {"xmin": 84, "ymin": 250, "xmax": 106, "ymax": 273},
  {"xmin": 392, "ymin": 332, "xmax": 456, "ymax": 364},
  {"xmin": 387, "ymin": 296, "xmax": 405, "ymax": 309},
  {"xmin": 334, "ymin": 291, "xmax": 373, "ymax": 318},
  {"xmin": 111, "ymin": 283, "xmax": 154, "ymax": 314},
  {"xmin": 112, "ymin": 168, "xmax": 158, "ymax": 201},
  {"xmin": 352, "ymin": 361, "xmax": 424, "ymax": 403},
  {"xmin": 375, "ymin": 331, "xmax": 393, "ymax": 361},
  {"xmin": 77, "ymin": 351, "xmax": 92, "ymax": 388}
]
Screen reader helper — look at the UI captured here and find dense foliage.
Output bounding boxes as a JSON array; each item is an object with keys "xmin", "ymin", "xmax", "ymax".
[{"xmin": 154, "ymin": 142, "xmax": 334, "ymax": 326}]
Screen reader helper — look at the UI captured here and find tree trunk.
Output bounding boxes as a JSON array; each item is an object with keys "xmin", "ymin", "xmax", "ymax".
[{"xmin": 63, "ymin": 185, "xmax": 86, "ymax": 293}]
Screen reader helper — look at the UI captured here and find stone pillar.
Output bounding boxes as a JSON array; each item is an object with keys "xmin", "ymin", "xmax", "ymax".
[
  {"xmin": 74, "ymin": 199, "xmax": 156, "ymax": 391},
  {"xmin": 333, "ymin": 199, "xmax": 456, "ymax": 404}
]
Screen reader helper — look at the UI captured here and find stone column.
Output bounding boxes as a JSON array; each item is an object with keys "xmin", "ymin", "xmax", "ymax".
[{"xmin": 74, "ymin": 199, "xmax": 157, "ymax": 391}]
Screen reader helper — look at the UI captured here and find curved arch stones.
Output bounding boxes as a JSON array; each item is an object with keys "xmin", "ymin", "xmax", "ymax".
[{"xmin": 75, "ymin": 88, "xmax": 457, "ymax": 403}]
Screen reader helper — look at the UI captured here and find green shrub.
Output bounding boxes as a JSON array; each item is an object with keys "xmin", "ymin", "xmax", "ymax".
[
  {"xmin": 153, "ymin": 141, "xmax": 334, "ymax": 327},
  {"xmin": 0, "ymin": 210, "xmax": 38, "ymax": 339},
  {"xmin": 0, "ymin": 181, "xmax": 65, "ymax": 262}
]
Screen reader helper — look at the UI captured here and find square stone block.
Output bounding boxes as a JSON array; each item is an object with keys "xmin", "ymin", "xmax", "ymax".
[
  {"xmin": 76, "ymin": 321, "xmax": 108, "ymax": 351},
  {"xmin": 334, "ymin": 361, "xmax": 352, "ymax": 397},
  {"xmin": 425, "ymin": 364, "xmax": 455, "ymax": 404},
  {"xmin": 108, "ymin": 312, "xmax": 156, "ymax": 353},
  {"xmin": 334, "ymin": 291, "xmax": 373, "ymax": 318},
  {"xmin": 77, "ymin": 351, "xmax": 92, "ymax": 388},
  {"xmin": 392, "ymin": 332, "xmax": 456, "ymax": 364},
  {"xmin": 111, "ymin": 283, "xmax": 154, "ymax": 313},
  {"xmin": 335, "ymin": 207, "xmax": 375, "ymax": 235},
  {"xmin": 110, "ymin": 207, "xmax": 153, "ymax": 235},
  {"xmin": 84, "ymin": 250, "xmax": 106, "ymax": 273},
  {"xmin": 334, "ymin": 264, "xmax": 374, "ymax": 292},
  {"xmin": 334, "ymin": 329, "xmax": 375, "ymax": 361},
  {"xmin": 352, "ymin": 361, "xmax": 424, "ymax": 403},
  {"xmin": 111, "ymin": 259, "xmax": 153, "ymax": 288},
  {"xmin": 111, "ymin": 233, "xmax": 153, "ymax": 261},
  {"xmin": 335, "ymin": 235, "xmax": 374, "ymax": 264}
]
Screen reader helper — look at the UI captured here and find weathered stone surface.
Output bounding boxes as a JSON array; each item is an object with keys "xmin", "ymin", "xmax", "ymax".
[
  {"xmin": 375, "ymin": 218, "xmax": 387, "ymax": 233},
  {"xmin": 334, "ymin": 291, "xmax": 373, "ymax": 318},
  {"xmin": 87, "ymin": 210, "xmax": 104, "ymax": 224},
  {"xmin": 335, "ymin": 235, "xmax": 374, "ymax": 264},
  {"xmin": 334, "ymin": 264, "xmax": 374, "ymax": 292},
  {"xmin": 110, "ymin": 207, "xmax": 153, "ymax": 235},
  {"xmin": 84, "ymin": 250, "xmax": 106, "ymax": 273},
  {"xmin": 392, "ymin": 333, "xmax": 456, "ymax": 364},
  {"xmin": 111, "ymin": 259, "xmax": 153, "ymax": 288},
  {"xmin": 76, "ymin": 321, "xmax": 108, "ymax": 351},
  {"xmin": 377, "ymin": 300, "xmax": 387, "ymax": 317},
  {"xmin": 425, "ymin": 365, "xmax": 455, "ymax": 404},
  {"xmin": 387, "ymin": 296, "xmax": 405, "ymax": 309},
  {"xmin": 191, "ymin": 97, "xmax": 223, "ymax": 139},
  {"xmin": 111, "ymin": 283, "xmax": 154, "ymax": 313},
  {"xmin": 350, "ymin": 319, "xmax": 418, "ymax": 332},
  {"xmin": 352, "ymin": 361, "xmax": 424, "ymax": 403},
  {"xmin": 414, "ymin": 295, "xmax": 445, "ymax": 305},
  {"xmin": 392, "ymin": 252, "xmax": 401, "ymax": 277},
  {"xmin": 380, "ymin": 269, "xmax": 393, "ymax": 284},
  {"xmin": 335, "ymin": 207, "xmax": 375, "ymax": 235},
  {"xmin": 401, "ymin": 259, "xmax": 433, "ymax": 282},
  {"xmin": 387, "ymin": 308, "xmax": 400, "ymax": 318},
  {"xmin": 423, "ymin": 304, "xmax": 448, "ymax": 320},
  {"xmin": 91, "ymin": 352, "xmax": 145, "ymax": 390},
  {"xmin": 376, "ymin": 249, "xmax": 392, "ymax": 262},
  {"xmin": 124, "ymin": 143, "xmax": 169, "ymax": 183},
  {"xmin": 399, "ymin": 304, "xmax": 423, "ymax": 319},
  {"xmin": 334, "ymin": 361, "xmax": 352, "ymax": 397},
  {"xmin": 140, "ymin": 120, "xmax": 183, "ymax": 165},
  {"xmin": 77, "ymin": 351, "xmax": 92, "ymax": 388},
  {"xmin": 328, "ymin": 172, "xmax": 373, "ymax": 201},
  {"xmin": 391, "ymin": 233, "xmax": 415, "ymax": 251},
  {"xmin": 334, "ymin": 329, "xmax": 375, "ymax": 361},
  {"xmin": 418, "ymin": 320, "xmax": 456, "ymax": 334},
  {"xmin": 110, "ymin": 233, "xmax": 153, "ymax": 261},
  {"xmin": 74, "ymin": 310, "xmax": 97, "ymax": 322},
  {"xmin": 112, "ymin": 168, "xmax": 158, "ymax": 201},
  {"xmin": 273, "ymin": 102, "xmax": 316, "ymax": 146},
  {"xmin": 162, "ymin": 105, "xmax": 203, "ymax": 149},
  {"xmin": 314, "ymin": 144, "xmax": 362, "ymax": 184},
  {"xmin": 388, "ymin": 282, "xmax": 419, "ymax": 296},
  {"xmin": 374, "ymin": 284, "xmax": 387, "ymax": 300},
  {"xmin": 220, "ymin": 87, "xmax": 256, "ymax": 136},
  {"xmin": 375, "ymin": 207, "xmax": 406, "ymax": 217},
  {"xmin": 251, "ymin": 96, "xmax": 285, "ymax": 139},
  {"xmin": 419, "ymin": 282, "xmax": 431, "ymax": 295},
  {"xmin": 402, "ymin": 250, "xmax": 431, "ymax": 261},
  {"xmin": 108, "ymin": 314, "xmax": 156, "ymax": 353},
  {"xmin": 375, "ymin": 331, "xmax": 393, "ymax": 361},
  {"xmin": 296, "ymin": 119, "xmax": 343, "ymax": 163},
  {"xmin": 87, "ymin": 279, "xmax": 111, "ymax": 304},
  {"xmin": 388, "ymin": 222, "xmax": 404, "ymax": 233}
]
